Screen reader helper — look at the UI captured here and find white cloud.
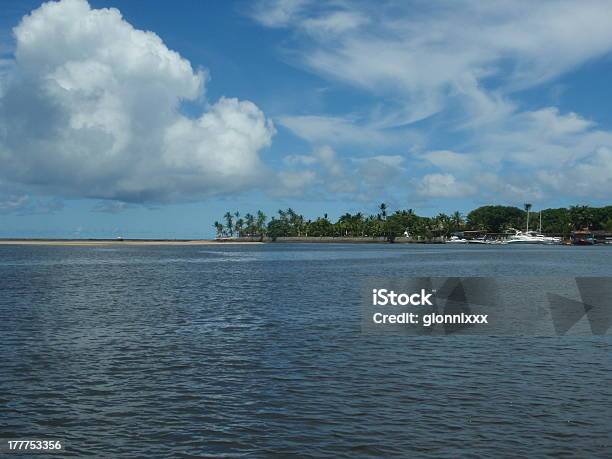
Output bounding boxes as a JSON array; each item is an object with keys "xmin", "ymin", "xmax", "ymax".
[
  {"xmin": 357, "ymin": 155, "xmax": 405, "ymax": 168},
  {"xmin": 3, "ymin": 0, "xmax": 612, "ymax": 209},
  {"xmin": 0, "ymin": 0, "xmax": 275, "ymax": 203},
  {"xmin": 538, "ymin": 147, "xmax": 612, "ymax": 197},
  {"xmin": 277, "ymin": 114, "xmax": 421, "ymax": 147},
  {"xmin": 478, "ymin": 108, "xmax": 612, "ymax": 169},
  {"xmin": 278, "ymin": 115, "xmax": 372, "ymax": 145},
  {"xmin": 252, "ymin": 1, "xmax": 368, "ymax": 35},
  {"xmin": 416, "ymin": 108, "xmax": 612, "ymax": 200},
  {"xmin": 356, "ymin": 156, "xmax": 405, "ymax": 189},
  {"xmin": 417, "ymin": 173, "xmax": 477, "ymax": 198},
  {"xmin": 313, "ymin": 145, "xmax": 343, "ymax": 177},
  {"xmin": 0, "ymin": 193, "xmax": 63, "ymax": 214},
  {"xmin": 301, "ymin": 11, "xmax": 369, "ymax": 36},
  {"xmin": 420, "ymin": 150, "xmax": 480, "ymax": 173},
  {"xmin": 276, "ymin": 170, "xmax": 317, "ymax": 195},
  {"xmin": 0, "ymin": 195, "xmax": 29, "ymax": 213},
  {"xmin": 92, "ymin": 200, "xmax": 133, "ymax": 214},
  {"xmin": 282, "ymin": 154, "xmax": 318, "ymax": 166},
  {"xmin": 254, "ymin": 1, "xmax": 612, "ymax": 125},
  {"xmin": 251, "ymin": 0, "xmax": 612, "ymax": 204},
  {"xmin": 251, "ymin": 0, "xmax": 308, "ymax": 28},
  {"xmin": 283, "ymin": 146, "xmax": 350, "ymax": 178},
  {"xmin": 277, "ymin": 147, "xmax": 409, "ymax": 198}
]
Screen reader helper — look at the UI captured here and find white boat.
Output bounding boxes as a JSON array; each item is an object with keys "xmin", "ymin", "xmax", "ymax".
[
  {"xmin": 446, "ymin": 235, "xmax": 468, "ymax": 244},
  {"xmin": 506, "ymin": 230, "xmax": 545, "ymax": 244},
  {"xmin": 538, "ymin": 233, "xmax": 562, "ymax": 244},
  {"xmin": 447, "ymin": 235, "xmax": 507, "ymax": 245},
  {"xmin": 446, "ymin": 235, "xmax": 505, "ymax": 244},
  {"xmin": 505, "ymin": 210, "xmax": 562, "ymax": 245},
  {"xmin": 506, "ymin": 229, "xmax": 561, "ymax": 245}
]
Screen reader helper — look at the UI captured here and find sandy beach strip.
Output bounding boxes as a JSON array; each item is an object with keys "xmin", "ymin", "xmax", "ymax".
[{"xmin": 0, "ymin": 239, "xmax": 264, "ymax": 246}]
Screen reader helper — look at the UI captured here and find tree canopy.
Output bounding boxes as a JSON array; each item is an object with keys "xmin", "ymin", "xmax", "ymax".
[{"xmin": 213, "ymin": 204, "xmax": 612, "ymax": 240}]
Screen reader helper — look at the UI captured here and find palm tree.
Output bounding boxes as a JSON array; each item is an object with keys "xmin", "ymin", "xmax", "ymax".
[
  {"xmin": 256, "ymin": 210, "xmax": 267, "ymax": 238},
  {"xmin": 286, "ymin": 208, "xmax": 303, "ymax": 236},
  {"xmin": 338, "ymin": 213, "xmax": 352, "ymax": 236},
  {"xmin": 213, "ymin": 221, "xmax": 224, "ymax": 238},
  {"xmin": 524, "ymin": 203, "xmax": 532, "ymax": 232},
  {"xmin": 244, "ymin": 213, "xmax": 255, "ymax": 236},
  {"xmin": 354, "ymin": 212, "xmax": 365, "ymax": 236},
  {"xmin": 451, "ymin": 211, "xmax": 464, "ymax": 232},
  {"xmin": 223, "ymin": 212, "xmax": 234, "ymax": 237},
  {"xmin": 435, "ymin": 213, "xmax": 452, "ymax": 237},
  {"xmin": 234, "ymin": 218, "xmax": 244, "ymax": 237},
  {"xmin": 379, "ymin": 203, "xmax": 387, "ymax": 220}
]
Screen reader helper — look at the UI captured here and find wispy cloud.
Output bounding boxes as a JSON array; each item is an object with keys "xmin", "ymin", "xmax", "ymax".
[
  {"xmin": 253, "ymin": 0, "xmax": 612, "ymax": 203},
  {"xmin": 277, "ymin": 114, "xmax": 423, "ymax": 148},
  {"xmin": 0, "ymin": 194, "xmax": 64, "ymax": 215},
  {"xmin": 91, "ymin": 201, "xmax": 134, "ymax": 214},
  {"xmin": 254, "ymin": 0, "xmax": 612, "ymax": 116}
]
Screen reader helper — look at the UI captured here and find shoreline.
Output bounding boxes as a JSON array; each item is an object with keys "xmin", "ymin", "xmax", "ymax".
[
  {"xmin": 0, "ymin": 237, "xmax": 602, "ymax": 246},
  {"xmin": 0, "ymin": 237, "xmax": 435, "ymax": 246},
  {"xmin": 0, "ymin": 239, "xmax": 265, "ymax": 246}
]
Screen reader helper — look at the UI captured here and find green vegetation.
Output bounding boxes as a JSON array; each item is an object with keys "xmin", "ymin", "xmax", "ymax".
[
  {"xmin": 466, "ymin": 206, "xmax": 526, "ymax": 233},
  {"xmin": 214, "ymin": 210, "xmax": 268, "ymax": 239},
  {"xmin": 464, "ymin": 204, "xmax": 612, "ymax": 236},
  {"xmin": 214, "ymin": 204, "xmax": 612, "ymax": 241}
]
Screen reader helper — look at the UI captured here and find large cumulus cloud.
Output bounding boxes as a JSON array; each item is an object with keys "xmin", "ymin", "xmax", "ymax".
[{"xmin": 0, "ymin": 0, "xmax": 275, "ymax": 202}]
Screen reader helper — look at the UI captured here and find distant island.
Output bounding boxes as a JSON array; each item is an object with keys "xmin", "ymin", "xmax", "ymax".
[{"xmin": 214, "ymin": 204, "xmax": 612, "ymax": 243}]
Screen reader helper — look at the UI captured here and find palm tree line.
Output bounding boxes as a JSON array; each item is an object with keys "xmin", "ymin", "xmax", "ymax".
[
  {"xmin": 213, "ymin": 210, "xmax": 267, "ymax": 238},
  {"xmin": 214, "ymin": 204, "xmax": 468, "ymax": 241},
  {"xmin": 214, "ymin": 204, "xmax": 612, "ymax": 240}
]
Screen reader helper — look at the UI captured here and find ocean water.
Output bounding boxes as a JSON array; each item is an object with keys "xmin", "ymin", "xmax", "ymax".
[{"xmin": 1, "ymin": 244, "xmax": 611, "ymax": 457}]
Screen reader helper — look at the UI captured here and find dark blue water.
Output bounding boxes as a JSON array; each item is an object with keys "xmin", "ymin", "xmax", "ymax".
[{"xmin": 1, "ymin": 244, "xmax": 611, "ymax": 457}]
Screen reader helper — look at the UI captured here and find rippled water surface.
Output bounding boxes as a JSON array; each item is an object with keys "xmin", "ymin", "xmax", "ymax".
[{"xmin": 1, "ymin": 244, "xmax": 611, "ymax": 457}]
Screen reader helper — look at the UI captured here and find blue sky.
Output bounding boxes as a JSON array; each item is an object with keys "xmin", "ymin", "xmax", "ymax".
[{"xmin": 1, "ymin": 0, "xmax": 612, "ymax": 238}]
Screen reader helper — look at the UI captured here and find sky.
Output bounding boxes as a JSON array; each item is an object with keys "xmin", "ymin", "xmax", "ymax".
[{"xmin": 1, "ymin": 0, "xmax": 612, "ymax": 238}]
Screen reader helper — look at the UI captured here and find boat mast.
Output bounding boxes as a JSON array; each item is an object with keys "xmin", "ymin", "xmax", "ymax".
[{"xmin": 539, "ymin": 211, "xmax": 542, "ymax": 233}]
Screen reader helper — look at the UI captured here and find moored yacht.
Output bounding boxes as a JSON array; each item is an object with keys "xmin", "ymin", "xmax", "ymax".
[
  {"xmin": 505, "ymin": 209, "xmax": 562, "ymax": 245},
  {"xmin": 506, "ymin": 230, "xmax": 560, "ymax": 244}
]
